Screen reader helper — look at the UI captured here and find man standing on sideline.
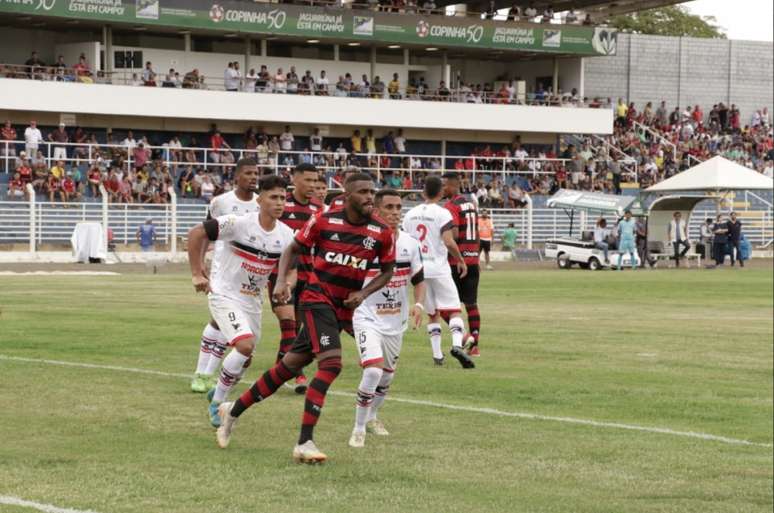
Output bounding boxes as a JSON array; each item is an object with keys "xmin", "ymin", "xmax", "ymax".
[
  {"xmin": 712, "ymin": 214, "xmax": 729, "ymax": 266},
  {"xmin": 214, "ymin": 173, "xmax": 395, "ymax": 464},
  {"xmin": 478, "ymin": 211, "xmax": 494, "ymax": 270},
  {"xmin": 501, "ymin": 223, "xmax": 518, "ymax": 254},
  {"xmin": 136, "ymin": 219, "xmax": 156, "ymax": 252},
  {"xmin": 726, "ymin": 212, "xmax": 744, "ymax": 267},
  {"xmin": 594, "ymin": 218, "xmax": 610, "ymax": 264},
  {"xmin": 668, "ymin": 211, "xmax": 690, "ymax": 267},
  {"xmin": 616, "ymin": 211, "xmax": 637, "ymax": 270},
  {"xmin": 349, "ymin": 189, "xmax": 426, "ymax": 448},
  {"xmin": 635, "ymin": 216, "xmax": 654, "ymax": 268}
]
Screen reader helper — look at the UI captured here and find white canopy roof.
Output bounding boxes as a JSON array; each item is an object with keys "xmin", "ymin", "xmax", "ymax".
[{"xmin": 646, "ymin": 156, "xmax": 773, "ymax": 192}]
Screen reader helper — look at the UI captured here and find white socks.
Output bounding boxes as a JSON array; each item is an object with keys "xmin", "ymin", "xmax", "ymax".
[
  {"xmin": 204, "ymin": 338, "xmax": 228, "ymax": 376},
  {"xmin": 213, "ymin": 350, "xmax": 250, "ymax": 403},
  {"xmin": 428, "ymin": 323, "xmax": 443, "ymax": 359},
  {"xmin": 354, "ymin": 366, "xmax": 383, "ymax": 434},
  {"xmin": 449, "ymin": 317, "xmax": 465, "ymax": 348},
  {"xmin": 367, "ymin": 371, "xmax": 395, "ymax": 422},
  {"xmin": 195, "ymin": 324, "xmax": 223, "ymax": 374}
]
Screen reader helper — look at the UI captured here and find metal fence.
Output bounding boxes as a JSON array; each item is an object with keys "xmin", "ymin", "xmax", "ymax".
[{"xmin": 2, "ymin": 198, "xmax": 770, "ymax": 251}]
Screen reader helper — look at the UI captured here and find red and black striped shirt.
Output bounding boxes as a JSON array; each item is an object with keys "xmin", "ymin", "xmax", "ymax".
[
  {"xmin": 327, "ymin": 193, "xmax": 345, "ymax": 212},
  {"xmin": 295, "ymin": 209, "xmax": 395, "ymax": 323},
  {"xmin": 280, "ymin": 191, "xmax": 323, "ymax": 285},
  {"xmin": 445, "ymin": 194, "xmax": 480, "ymax": 265}
]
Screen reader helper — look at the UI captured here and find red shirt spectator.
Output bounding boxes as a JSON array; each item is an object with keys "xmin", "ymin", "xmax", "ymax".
[
  {"xmin": 210, "ymin": 131, "xmax": 227, "ymax": 151},
  {"xmin": 17, "ymin": 163, "xmax": 32, "ymax": 183},
  {"xmin": 48, "ymin": 174, "xmax": 61, "ymax": 191},
  {"xmin": 1, "ymin": 122, "xmax": 16, "ymax": 145},
  {"xmin": 454, "ymin": 159, "xmax": 465, "ymax": 171},
  {"xmin": 62, "ymin": 176, "xmax": 76, "ymax": 194}
]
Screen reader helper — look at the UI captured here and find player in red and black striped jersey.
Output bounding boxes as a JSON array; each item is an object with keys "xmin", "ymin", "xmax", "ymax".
[
  {"xmin": 269, "ymin": 163, "xmax": 323, "ymax": 394},
  {"xmin": 217, "ymin": 173, "xmax": 396, "ymax": 464},
  {"xmin": 443, "ymin": 172, "xmax": 482, "ymax": 357},
  {"xmin": 325, "ymin": 166, "xmax": 360, "ymax": 212}
]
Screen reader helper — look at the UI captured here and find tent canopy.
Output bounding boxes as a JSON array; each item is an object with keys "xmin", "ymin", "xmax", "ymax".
[
  {"xmin": 547, "ymin": 189, "xmax": 644, "ymax": 216},
  {"xmin": 646, "ymin": 156, "xmax": 773, "ymax": 192}
]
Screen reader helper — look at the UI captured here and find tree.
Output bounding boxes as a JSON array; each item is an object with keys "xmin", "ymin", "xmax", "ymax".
[{"xmin": 609, "ymin": 6, "xmax": 726, "ymax": 39}]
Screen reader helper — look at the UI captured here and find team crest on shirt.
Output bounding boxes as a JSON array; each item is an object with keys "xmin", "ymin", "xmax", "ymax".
[{"xmin": 362, "ymin": 236, "xmax": 376, "ymax": 250}]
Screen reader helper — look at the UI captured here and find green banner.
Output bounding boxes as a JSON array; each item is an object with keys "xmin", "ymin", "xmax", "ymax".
[{"xmin": 0, "ymin": 0, "xmax": 617, "ymax": 56}]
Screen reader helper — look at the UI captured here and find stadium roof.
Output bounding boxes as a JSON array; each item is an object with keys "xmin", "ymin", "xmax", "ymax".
[
  {"xmin": 646, "ymin": 157, "xmax": 774, "ymax": 192},
  {"xmin": 448, "ymin": 0, "xmax": 690, "ymax": 18}
]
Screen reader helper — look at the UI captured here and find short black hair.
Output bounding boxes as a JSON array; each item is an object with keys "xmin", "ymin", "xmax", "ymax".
[
  {"xmin": 294, "ymin": 163, "xmax": 317, "ymax": 175},
  {"xmin": 258, "ymin": 174, "xmax": 287, "ymax": 192},
  {"xmin": 442, "ymin": 171, "xmax": 460, "ymax": 180},
  {"xmin": 345, "ymin": 172, "xmax": 374, "ymax": 185},
  {"xmin": 375, "ymin": 189, "xmax": 401, "ymax": 205},
  {"xmin": 235, "ymin": 158, "xmax": 257, "ymax": 174},
  {"xmin": 424, "ymin": 176, "xmax": 443, "ymax": 198},
  {"xmin": 624, "ymin": 209, "xmax": 631, "ymax": 215}
]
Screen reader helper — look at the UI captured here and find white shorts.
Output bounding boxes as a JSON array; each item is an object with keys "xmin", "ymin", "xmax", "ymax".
[
  {"xmin": 353, "ymin": 325, "xmax": 404, "ymax": 371},
  {"xmin": 208, "ymin": 293, "xmax": 261, "ymax": 346},
  {"xmin": 423, "ymin": 275, "xmax": 461, "ymax": 316}
]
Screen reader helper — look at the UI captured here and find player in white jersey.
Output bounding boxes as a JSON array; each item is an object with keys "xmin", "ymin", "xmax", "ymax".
[
  {"xmin": 349, "ymin": 189, "xmax": 426, "ymax": 448},
  {"xmin": 190, "ymin": 159, "xmax": 259, "ymax": 394},
  {"xmin": 188, "ymin": 175, "xmax": 295, "ymax": 427},
  {"xmin": 402, "ymin": 176, "xmax": 475, "ymax": 369}
]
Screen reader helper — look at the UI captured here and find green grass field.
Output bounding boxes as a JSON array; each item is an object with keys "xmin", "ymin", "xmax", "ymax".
[{"xmin": 0, "ymin": 264, "xmax": 772, "ymax": 513}]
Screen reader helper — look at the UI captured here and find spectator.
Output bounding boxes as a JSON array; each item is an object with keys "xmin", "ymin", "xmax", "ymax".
[
  {"xmin": 394, "ymin": 129, "xmax": 407, "ymax": 154},
  {"xmin": 317, "ymin": 70, "xmax": 329, "ymax": 95},
  {"xmin": 1, "ymin": 120, "xmax": 17, "ymax": 167},
  {"xmin": 274, "ymin": 67, "xmax": 287, "ymax": 93},
  {"xmin": 8, "ymin": 171, "xmax": 26, "ymax": 199},
  {"xmin": 350, "ymin": 129, "xmax": 363, "ymax": 154},
  {"xmin": 565, "ymin": 9, "xmax": 578, "ymax": 23},
  {"xmin": 244, "ymin": 68, "xmax": 257, "ymax": 92},
  {"xmin": 141, "ymin": 61, "xmax": 157, "ymax": 86},
  {"xmin": 50, "ymin": 159, "xmax": 66, "ymax": 180},
  {"xmin": 136, "ymin": 219, "xmax": 157, "ymax": 251},
  {"xmin": 437, "ymin": 81, "xmax": 450, "ymax": 101},
  {"xmin": 17, "ymin": 154, "xmax": 32, "ymax": 185},
  {"xmin": 593, "ymin": 218, "xmax": 610, "ymax": 263},
  {"xmin": 508, "ymin": 4, "xmax": 521, "ymax": 20},
  {"xmin": 698, "ymin": 217, "xmax": 714, "ymax": 262},
  {"xmin": 726, "ymin": 212, "xmax": 744, "ymax": 267},
  {"xmin": 183, "ymin": 68, "xmax": 200, "ymax": 89},
  {"xmin": 541, "ymin": 7, "xmax": 554, "ymax": 23},
  {"xmin": 200, "ymin": 174, "xmax": 215, "ymax": 201},
  {"xmin": 422, "ymin": 0, "xmax": 436, "ymax": 14},
  {"xmin": 49, "ymin": 122, "xmax": 69, "ymax": 161},
  {"xmin": 62, "ymin": 171, "xmax": 79, "ymax": 201},
  {"xmin": 310, "ymin": 128, "xmax": 323, "ymax": 153},
  {"xmin": 279, "ymin": 126, "xmax": 294, "ymax": 154},
  {"xmin": 388, "ymin": 73, "xmax": 401, "ymax": 99},
  {"xmin": 668, "ymin": 211, "xmax": 690, "ymax": 267},
  {"xmin": 286, "ymin": 66, "xmax": 299, "ymax": 94},
  {"xmin": 122, "ymin": 130, "xmax": 137, "ymax": 151},
  {"xmin": 524, "ymin": 3, "xmax": 538, "ymax": 20},
  {"xmin": 87, "ymin": 165, "xmax": 102, "ymax": 197},
  {"xmin": 224, "ymin": 62, "xmax": 240, "ymax": 92},
  {"xmin": 371, "ymin": 75, "xmax": 385, "ymax": 98},
  {"xmin": 365, "ymin": 129, "xmax": 377, "ymax": 155},
  {"xmin": 24, "ymin": 120, "xmax": 43, "ymax": 157}
]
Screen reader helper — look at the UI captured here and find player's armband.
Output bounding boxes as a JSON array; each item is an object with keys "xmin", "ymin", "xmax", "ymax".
[
  {"xmin": 203, "ymin": 219, "xmax": 219, "ymax": 241},
  {"xmin": 411, "ymin": 269, "xmax": 424, "ymax": 286}
]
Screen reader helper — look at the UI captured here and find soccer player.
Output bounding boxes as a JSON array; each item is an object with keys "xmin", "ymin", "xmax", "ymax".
[
  {"xmin": 314, "ymin": 175, "xmax": 329, "ymax": 205},
  {"xmin": 326, "ymin": 166, "xmax": 359, "ymax": 211},
  {"xmin": 187, "ymin": 175, "xmax": 295, "ymax": 427},
  {"xmin": 270, "ymin": 162, "xmax": 324, "ymax": 394},
  {"xmin": 190, "ymin": 158, "xmax": 259, "ymax": 394},
  {"xmin": 215, "ymin": 173, "xmax": 395, "ymax": 464},
  {"xmin": 349, "ymin": 189, "xmax": 426, "ymax": 448},
  {"xmin": 442, "ymin": 172, "xmax": 482, "ymax": 357},
  {"xmin": 403, "ymin": 176, "xmax": 474, "ymax": 369}
]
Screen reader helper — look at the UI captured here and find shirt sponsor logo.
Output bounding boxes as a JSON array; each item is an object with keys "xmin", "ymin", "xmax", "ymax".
[
  {"xmin": 324, "ymin": 252, "xmax": 369, "ymax": 270},
  {"xmin": 367, "ymin": 224, "xmax": 382, "ymax": 233},
  {"xmin": 319, "ymin": 334, "xmax": 331, "ymax": 347},
  {"xmin": 328, "ymin": 217, "xmax": 344, "ymax": 225}
]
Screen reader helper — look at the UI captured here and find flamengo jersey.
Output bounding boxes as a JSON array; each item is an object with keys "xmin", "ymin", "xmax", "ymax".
[
  {"xmin": 402, "ymin": 202, "xmax": 454, "ymax": 278},
  {"xmin": 445, "ymin": 194, "xmax": 479, "ymax": 265},
  {"xmin": 353, "ymin": 231, "xmax": 423, "ymax": 336},
  {"xmin": 210, "ymin": 213, "xmax": 295, "ymax": 311},
  {"xmin": 327, "ymin": 194, "xmax": 345, "ymax": 211},
  {"xmin": 280, "ymin": 191, "xmax": 323, "ymax": 285},
  {"xmin": 208, "ymin": 191, "xmax": 259, "ymax": 278},
  {"xmin": 296, "ymin": 209, "xmax": 395, "ymax": 323}
]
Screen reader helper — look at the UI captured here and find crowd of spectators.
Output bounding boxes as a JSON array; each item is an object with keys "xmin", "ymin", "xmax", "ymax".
[{"xmin": 2, "ymin": 98, "xmax": 772, "ymax": 206}]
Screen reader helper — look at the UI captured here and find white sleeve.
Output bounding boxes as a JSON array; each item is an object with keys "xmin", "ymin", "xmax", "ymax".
[
  {"xmin": 410, "ymin": 239, "xmax": 423, "ymax": 276},
  {"xmin": 439, "ymin": 208, "xmax": 454, "ymax": 229},
  {"xmin": 208, "ymin": 197, "xmax": 221, "ymax": 218},
  {"xmin": 214, "ymin": 214, "xmax": 243, "ymax": 242}
]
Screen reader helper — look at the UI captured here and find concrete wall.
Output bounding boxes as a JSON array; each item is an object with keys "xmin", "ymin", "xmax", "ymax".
[
  {"xmin": 585, "ymin": 33, "xmax": 774, "ymax": 121},
  {"xmin": 0, "ymin": 79, "xmax": 613, "ymax": 136}
]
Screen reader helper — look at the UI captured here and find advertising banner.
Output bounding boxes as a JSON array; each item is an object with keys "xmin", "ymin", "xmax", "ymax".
[{"xmin": 0, "ymin": 0, "xmax": 617, "ymax": 56}]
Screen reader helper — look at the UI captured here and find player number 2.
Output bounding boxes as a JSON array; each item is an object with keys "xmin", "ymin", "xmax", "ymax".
[
  {"xmin": 465, "ymin": 213, "xmax": 477, "ymax": 240},
  {"xmin": 416, "ymin": 224, "xmax": 429, "ymax": 253}
]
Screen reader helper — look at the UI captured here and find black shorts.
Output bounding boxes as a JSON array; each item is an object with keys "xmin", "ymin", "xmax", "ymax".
[
  {"xmin": 480, "ymin": 240, "xmax": 491, "ymax": 253},
  {"xmin": 451, "ymin": 263, "xmax": 480, "ymax": 305},
  {"xmin": 291, "ymin": 303, "xmax": 342, "ymax": 354}
]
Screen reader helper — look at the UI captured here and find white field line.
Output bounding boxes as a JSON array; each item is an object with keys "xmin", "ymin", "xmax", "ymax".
[
  {"xmin": 0, "ymin": 495, "xmax": 101, "ymax": 513},
  {"xmin": 1, "ymin": 354, "xmax": 771, "ymax": 449},
  {"xmin": 0, "ymin": 271, "xmax": 120, "ymax": 276}
]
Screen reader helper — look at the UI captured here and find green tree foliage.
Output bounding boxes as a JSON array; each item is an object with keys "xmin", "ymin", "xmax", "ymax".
[{"xmin": 609, "ymin": 6, "xmax": 726, "ymax": 39}]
